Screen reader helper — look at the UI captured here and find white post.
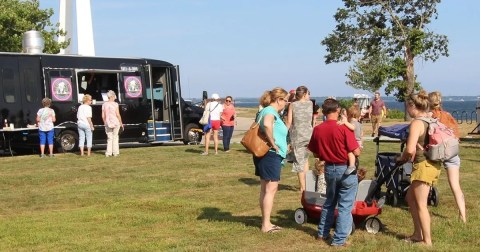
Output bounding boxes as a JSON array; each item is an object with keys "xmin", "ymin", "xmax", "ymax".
[
  {"xmin": 76, "ymin": 0, "xmax": 95, "ymax": 56},
  {"xmin": 58, "ymin": 0, "xmax": 73, "ymax": 54}
]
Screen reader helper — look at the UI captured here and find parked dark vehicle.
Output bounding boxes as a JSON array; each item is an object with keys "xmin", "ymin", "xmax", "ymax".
[{"xmin": 0, "ymin": 52, "xmax": 204, "ymax": 153}]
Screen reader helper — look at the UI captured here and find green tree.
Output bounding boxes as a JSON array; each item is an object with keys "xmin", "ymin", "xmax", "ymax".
[
  {"xmin": 322, "ymin": 0, "xmax": 449, "ymax": 116},
  {"xmin": 0, "ymin": 0, "xmax": 69, "ymax": 53}
]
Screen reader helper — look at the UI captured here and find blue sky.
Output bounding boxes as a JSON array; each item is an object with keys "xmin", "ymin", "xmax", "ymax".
[{"xmin": 40, "ymin": 0, "xmax": 480, "ymax": 98}]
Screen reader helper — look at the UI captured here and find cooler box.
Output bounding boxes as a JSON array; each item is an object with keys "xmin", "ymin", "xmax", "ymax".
[{"xmin": 147, "ymin": 121, "xmax": 172, "ymax": 142}]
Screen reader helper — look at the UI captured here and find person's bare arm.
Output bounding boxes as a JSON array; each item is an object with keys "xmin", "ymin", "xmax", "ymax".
[
  {"xmin": 341, "ymin": 120, "xmax": 355, "ymax": 131},
  {"xmin": 263, "ymin": 113, "xmax": 278, "ymax": 152},
  {"xmin": 352, "ymin": 147, "xmax": 361, "ymax": 157},
  {"xmin": 102, "ymin": 107, "xmax": 106, "ymax": 125},
  {"xmin": 115, "ymin": 105, "xmax": 124, "ymax": 129},
  {"xmin": 87, "ymin": 117, "xmax": 94, "ymax": 131},
  {"xmin": 285, "ymin": 104, "xmax": 293, "ymax": 129},
  {"xmin": 401, "ymin": 120, "xmax": 423, "ymax": 162}
]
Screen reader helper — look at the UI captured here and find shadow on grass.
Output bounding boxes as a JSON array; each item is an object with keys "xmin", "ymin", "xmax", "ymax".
[
  {"xmin": 237, "ymin": 149, "xmax": 250, "ymax": 155},
  {"xmin": 238, "ymin": 178, "xmax": 259, "ymax": 186},
  {"xmin": 461, "ymin": 158, "xmax": 480, "ymax": 163},
  {"xmin": 462, "ymin": 144, "xmax": 480, "ymax": 149},
  {"xmin": 184, "ymin": 147, "xmax": 204, "ymax": 154},
  {"xmin": 238, "ymin": 178, "xmax": 297, "ymax": 191},
  {"xmin": 197, "ymin": 207, "xmax": 317, "ymax": 236}
]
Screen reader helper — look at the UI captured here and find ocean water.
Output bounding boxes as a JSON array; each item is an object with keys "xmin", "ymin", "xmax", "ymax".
[{"xmin": 230, "ymin": 97, "xmax": 480, "ymax": 121}]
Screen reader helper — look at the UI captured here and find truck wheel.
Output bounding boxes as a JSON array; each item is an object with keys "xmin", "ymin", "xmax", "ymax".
[
  {"xmin": 183, "ymin": 123, "xmax": 202, "ymax": 145},
  {"xmin": 58, "ymin": 130, "xmax": 79, "ymax": 152}
]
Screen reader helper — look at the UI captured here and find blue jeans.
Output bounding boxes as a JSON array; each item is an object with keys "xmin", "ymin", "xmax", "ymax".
[
  {"xmin": 78, "ymin": 122, "xmax": 93, "ymax": 148},
  {"xmin": 318, "ymin": 164, "xmax": 358, "ymax": 245},
  {"xmin": 221, "ymin": 125, "xmax": 234, "ymax": 151}
]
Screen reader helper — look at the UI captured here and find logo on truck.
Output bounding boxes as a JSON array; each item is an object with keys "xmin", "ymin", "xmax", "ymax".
[
  {"xmin": 124, "ymin": 76, "xmax": 143, "ymax": 98},
  {"xmin": 51, "ymin": 78, "xmax": 73, "ymax": 101}
]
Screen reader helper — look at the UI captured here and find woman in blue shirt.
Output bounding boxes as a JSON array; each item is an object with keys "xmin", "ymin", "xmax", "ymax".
[{"xmin": 254, "ymin": 87, "xmax": 289, "ymax": 233}]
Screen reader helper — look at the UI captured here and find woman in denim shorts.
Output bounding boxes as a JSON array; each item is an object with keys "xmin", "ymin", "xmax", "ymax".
[{"xmin": 253, "ymin": 87, "xmax": 289, "ymax": 233}]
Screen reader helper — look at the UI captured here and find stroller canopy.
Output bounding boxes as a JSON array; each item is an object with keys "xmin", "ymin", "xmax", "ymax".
[{"xmin": 378, "ymin": 124, "xmax": 409, "ymax": 141}]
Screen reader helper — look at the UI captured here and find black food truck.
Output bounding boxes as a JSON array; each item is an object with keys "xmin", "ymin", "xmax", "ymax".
[{"xmin": 0, "ymin": 52, "xmax": 204, "ymax": 153}]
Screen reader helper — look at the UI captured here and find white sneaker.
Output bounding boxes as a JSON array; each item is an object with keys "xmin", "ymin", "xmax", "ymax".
[
  {"xmin": 200, "ymin": 152, "xmax": 208, "ymax": 156},
  {"xmin": 345, "ymin": 166, "xmax": 356, "ymax": 175}
]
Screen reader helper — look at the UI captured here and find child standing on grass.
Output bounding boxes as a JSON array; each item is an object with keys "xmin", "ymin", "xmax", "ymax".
[{"xmin": 36, "ymin": 98, "xmax": 56, "ymax": 158}]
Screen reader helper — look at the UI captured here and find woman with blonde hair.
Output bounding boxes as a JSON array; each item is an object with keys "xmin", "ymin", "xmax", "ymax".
[
  {"xmin": 254, "ymin": 87, "xmax": 289, "ymax": 233},
  {"xmin": 285, "ymin": 85, "xmax": 313, "ymax": 192},
  {"xmin": 77, "ymin": 94, "xmax": 95, "ymax": 156},
  {"xmin": 399, "ymin": 90, "xmax": 441, "ymax": 246},
  {"xmin": 102, "ymin": 90, "xmax": 123, "ymax": 157},
  {"xmin": 429, "ymin": 91, "xmax": 466, "ymax": 223}
]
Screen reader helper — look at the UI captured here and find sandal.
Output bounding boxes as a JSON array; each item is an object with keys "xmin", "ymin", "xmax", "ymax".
[
  {"xmin": 264, "ymin": 225, "xmax": 282, "ymax": 233},
  {"xmin": 403, "ymin": 236, "xmax": 422, "ymax": 243}
]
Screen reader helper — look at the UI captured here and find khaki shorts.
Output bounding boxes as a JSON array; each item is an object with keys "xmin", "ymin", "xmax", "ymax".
[
  {"xmin": 411, "ymin": 160, "xmax": 441, "ymax": 186},
  {"xmin": 371, "ymin": 114, "xmax": 383, "ymax": 124}
]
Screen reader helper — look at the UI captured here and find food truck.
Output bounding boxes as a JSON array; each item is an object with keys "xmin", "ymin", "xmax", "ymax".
[{"xmin": 0, "ymin": 52, "xmax": 204, "ymax": 153}]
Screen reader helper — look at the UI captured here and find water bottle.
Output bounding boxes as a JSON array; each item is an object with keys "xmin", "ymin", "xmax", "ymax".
[{"xmin": 4, "ymin": 119, "xmax": 8, "ymax": 128}]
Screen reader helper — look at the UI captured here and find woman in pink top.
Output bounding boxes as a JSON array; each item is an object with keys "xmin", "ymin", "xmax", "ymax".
[
  {"xmin": 102, "ymin": 90, "xmax": 123, "ymax": 157},
  {"xmin": 221, "ymin": 95, "xmax": 236, "ymax": 152}
]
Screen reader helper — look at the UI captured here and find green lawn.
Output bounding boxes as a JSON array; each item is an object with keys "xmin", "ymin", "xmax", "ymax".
[{"xmin": 0, "ymin": 141, "xmax": 479, "ymax": 251}]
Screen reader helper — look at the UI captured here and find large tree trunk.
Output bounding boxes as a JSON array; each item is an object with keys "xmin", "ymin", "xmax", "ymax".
[{"xmin": 403, "ymin": 47, "xmax": 415, "ymax": 121}]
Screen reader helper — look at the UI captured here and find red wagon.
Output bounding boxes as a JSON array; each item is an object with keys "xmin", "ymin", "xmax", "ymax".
[{"xmin": 294, "ymin": 171, "xmax": 384, "ymax": 234}]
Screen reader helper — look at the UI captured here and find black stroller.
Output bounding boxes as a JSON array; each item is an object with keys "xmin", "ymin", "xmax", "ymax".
[{"xmin": 374, "ymin": 124, "xmax": 439, "ymax": 207}]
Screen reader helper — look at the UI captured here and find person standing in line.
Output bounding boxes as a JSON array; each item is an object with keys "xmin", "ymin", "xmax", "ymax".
[
  {"xmin": 285, "ymin": 86, "xmax": 313, "ymax": 193},
  {"xmin": 220, "ymin": 95, "xmax": 236, "ymax": 152},
  {"xmin": 102, "ymin": 90, "xmax": 123, "ymax": 157},
  {"xmin": 254, "ymin": 87, "xmax": 289, "ymax": 233},
  {"xmin": 36, "ymin": 98, "xmax": 56, "ymax": 158},
  {"xmin": 77, "ymin": 94, "xmax": 95, "ymax": 156},
  {"xmin": 398, "ymin": 90, "xmax": 441, "ymax": 246},
  {"xmin": 428, "ymin": 91, "xmax": 466, "ymax": 223},
  {"xmin": 369, "ymin": 91, "xmax": 387, "ymax": 137},
  {"xmin": 308, "ymin": 98, "xmax": 360, "ymax": 247},
  {"xmin": 281, "ymin": 89, "xmax": 296, "ymax": 120},
  {"xmin": 201, "ymin": 93, "xmax": 223, "ymax": 155}
]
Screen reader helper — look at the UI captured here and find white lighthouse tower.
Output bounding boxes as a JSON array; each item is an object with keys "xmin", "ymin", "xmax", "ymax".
[{"xmin": 58, "ymin": 0, "xmax": 95, "ymax": 56}]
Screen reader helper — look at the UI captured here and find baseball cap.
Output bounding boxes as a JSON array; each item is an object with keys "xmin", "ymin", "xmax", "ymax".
[{"xmin": 211, "ymin": 93, "xmax": 220, "ymax": 100}]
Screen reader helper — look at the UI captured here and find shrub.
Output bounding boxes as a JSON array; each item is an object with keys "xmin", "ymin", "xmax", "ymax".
[
  {"xmin": 387, "ymin": 109, "xmax": 404, "ymax": 119},
  {"xmin": 338, "ymin": 99, "xmax": 354, "ymax": 109}
]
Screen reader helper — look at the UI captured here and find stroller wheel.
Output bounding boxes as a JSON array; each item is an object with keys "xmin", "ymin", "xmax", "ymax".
[
  {"xmin": 294, "ymin": 208, "xmax": 307, "ymax": 224},
  {"xmin": 386, "ymin": 189, "xmax": 398, "ymax": 207},
  {"xmin": 365, "ymin": 216, "xmax": 382, "ymax": 234},
  {"xmin": 428, "ymin": 186, "xmax": 439, "ymax": 207}
]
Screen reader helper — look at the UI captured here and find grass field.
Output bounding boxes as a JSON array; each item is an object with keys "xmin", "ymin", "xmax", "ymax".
[{"xmin": 1, "ymin": 116, "xmax": 479, "ymax": 251}]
